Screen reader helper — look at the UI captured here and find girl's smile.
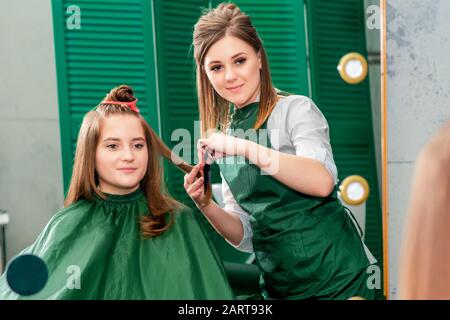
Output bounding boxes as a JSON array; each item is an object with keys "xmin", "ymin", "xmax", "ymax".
[
  {"xmin": 226, "ymin": 83, "xmax": 245, "ymax": 93},
  {"xmin": 117, "ymin": 167, "xmax": 137, "ymax": 173}
]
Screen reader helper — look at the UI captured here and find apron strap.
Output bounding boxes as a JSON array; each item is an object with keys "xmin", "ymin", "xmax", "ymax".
[
  {"xmin": 343, "ymin": 206, "xmax": 378, "ymax": 265},
  {"xmin": 342, "ymin": 206, "xmax": 364, "ymax": 239}
]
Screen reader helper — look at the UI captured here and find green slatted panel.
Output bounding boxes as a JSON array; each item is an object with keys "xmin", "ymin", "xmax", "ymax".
[
  {"xmin": 153, "ymin": 0, "xmax": 204, "ymax": 204},
  {"xmin": 52, "ymin": 0, "xmax": 159, "ymax": 191},
  {"xmin": 213, "ymin": 0, "xmax": 309, "ymax": 95},
  {"xmin": 306, "ymin": 0, "xmax": 384, "ymax": 298}
]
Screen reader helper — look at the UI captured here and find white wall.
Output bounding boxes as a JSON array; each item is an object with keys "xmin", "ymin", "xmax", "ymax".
[
  {"xmin": 0, "ymin": 0, "xmax": 63, "ymax": 262},
  {"xmin": 387, "ymin": 0, "xmax": 450, "ymax": 299}
]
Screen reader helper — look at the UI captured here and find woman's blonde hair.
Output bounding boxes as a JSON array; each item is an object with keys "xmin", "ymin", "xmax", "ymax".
[
  {"xmin": 399, "ymin": 120, "xmax": 450, "ymax": 299},
  {"xmin": 64, "ymin": 85, "xmax": 193, "ymax": 238},
  {"xmin": 193, "ymin": 2, "xmax": 278, "ymax": 136}
]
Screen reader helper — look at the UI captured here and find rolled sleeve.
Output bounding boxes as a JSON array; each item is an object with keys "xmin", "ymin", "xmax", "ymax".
[{"xmin": 285, "ymin": 96, "xmax": 339, "ymax": 185}]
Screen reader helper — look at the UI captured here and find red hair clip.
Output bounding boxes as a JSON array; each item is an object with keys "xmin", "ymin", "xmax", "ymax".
[{"xmin": 101, "ymin": 99, "xmax": 140, "ymax": 113}]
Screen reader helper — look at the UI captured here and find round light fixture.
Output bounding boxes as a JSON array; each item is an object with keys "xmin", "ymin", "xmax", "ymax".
[
  {"xmin": 337, "ymin": 52, "xmax": 368, "ymax": 84},
  {"xmin": 339, "ymin": 175, "xmax": 370, "ymax": 205}
]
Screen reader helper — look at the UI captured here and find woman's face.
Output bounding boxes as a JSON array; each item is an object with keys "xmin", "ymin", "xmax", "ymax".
[
  {"xmin": 95, "ymin": 114, "xmax": 148, "ymax": 195},
  {"xmin": 204, "ymin": 35, "xmax": 262, "ymax": 108}
]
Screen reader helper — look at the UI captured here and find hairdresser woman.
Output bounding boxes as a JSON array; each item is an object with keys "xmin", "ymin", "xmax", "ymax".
[{"xmin": 183, "ymin": 3, "xmax": 378, "ymax": 300}]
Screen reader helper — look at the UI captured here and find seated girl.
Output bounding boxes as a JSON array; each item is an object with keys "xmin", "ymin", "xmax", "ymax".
[{"xmin": 0, "ymin": 85, "xmax": 234, "ymax": 299}]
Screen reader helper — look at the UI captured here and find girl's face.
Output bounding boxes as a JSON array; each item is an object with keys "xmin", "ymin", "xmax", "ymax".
[
  {"xmin": 95, "ymin": 114, "xmax": 148, "ymax": 195},
  {"xmin": 204, "ymin": 35, "xmax": 262, "ymax": 108}
]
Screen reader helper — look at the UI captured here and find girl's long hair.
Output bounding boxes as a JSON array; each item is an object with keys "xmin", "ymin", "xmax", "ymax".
[
  {"xmin": 64, "ymin": 85, "xmax": 193, "ymax": 237},
  {"xmin": 193, "ymin": 2, "xmax": 278, "ymax": 136},
  {"xmin": 399, "ymin": 120, "xmax": 450, "ymax": 299}
]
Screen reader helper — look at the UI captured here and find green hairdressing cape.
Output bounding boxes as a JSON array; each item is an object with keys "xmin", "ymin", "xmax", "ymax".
[{"xmin": 0, "ymin": 189, "xmax": 234, "ymax": 299}]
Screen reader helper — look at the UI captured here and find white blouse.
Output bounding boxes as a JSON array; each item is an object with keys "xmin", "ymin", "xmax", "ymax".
[{"xmin": 221, "ymin": 95, "xmax": 339, "ymax": 253}]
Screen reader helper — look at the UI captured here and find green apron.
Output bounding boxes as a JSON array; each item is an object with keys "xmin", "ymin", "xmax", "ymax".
[{"xmin": 216, "ymin": 100, "xmax": 375, "ymax": 300}]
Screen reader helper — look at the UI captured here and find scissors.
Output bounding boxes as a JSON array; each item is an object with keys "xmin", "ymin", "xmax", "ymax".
[{"xmin": 202, "ymin": 148, "xmax": 215, "ymax": 193}]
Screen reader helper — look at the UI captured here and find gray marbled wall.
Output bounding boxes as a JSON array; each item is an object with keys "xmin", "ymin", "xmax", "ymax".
[{"xmin": 387, "ymin": 0, "xmax": 450, "ymax": 299}]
